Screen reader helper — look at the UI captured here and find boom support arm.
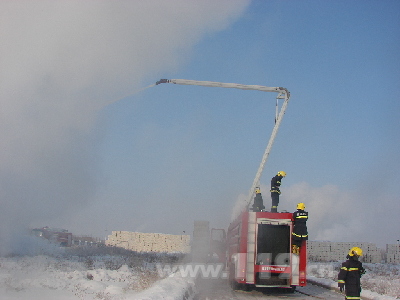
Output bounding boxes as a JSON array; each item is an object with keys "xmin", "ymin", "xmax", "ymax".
[{"xmin": 156, "ymin": 79, "xmax": 291, "ymax": 211}]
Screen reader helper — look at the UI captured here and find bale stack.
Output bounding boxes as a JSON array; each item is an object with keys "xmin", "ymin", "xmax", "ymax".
[
  {"xmin": 106, "ymin": 231, "xmax": 191, "ymax": 253},
  {"xmin": 386, "ymin": 244, "xmax": 400, "ymax": 264},
  {"xmin": 307, "ymin": 241, "xmax": 381, "ymax": 263}
]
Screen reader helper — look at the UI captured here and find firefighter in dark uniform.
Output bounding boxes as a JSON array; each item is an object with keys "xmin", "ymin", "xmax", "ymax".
[
  {"xmin": 338, "ymin": 247, "xmax": 366, "ymax": 300},
  {"xmin": 252, "ymin": 187, "xmax": 265, "ymax": 212},
  {"xmin": 292, "ymin": 202, "xmax": 308, "ymax": 254},
  {"xmin": 270, "ymin": 171, "xmax": 286, "ymax": 212}
]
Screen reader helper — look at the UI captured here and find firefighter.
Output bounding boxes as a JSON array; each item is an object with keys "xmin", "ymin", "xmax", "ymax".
[
  {"xmin": 338, "ymin": 247, "xmax": 366, "ymax": 300},
  {"xmin": 270, "ymin": 171, "xmax": 286, "ymax": 212},
  {"xmin": 292, "ymin": 202, "xmax": 308, "ymax": 254},
  {"xmin": 252, "ymin": 187, "xmax": 265, "ymax": 212}
]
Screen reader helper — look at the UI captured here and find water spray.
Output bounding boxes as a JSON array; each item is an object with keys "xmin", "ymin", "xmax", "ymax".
[{"xmin": 155, "ymin": 79, "xmax": 291, "ymax": 212}]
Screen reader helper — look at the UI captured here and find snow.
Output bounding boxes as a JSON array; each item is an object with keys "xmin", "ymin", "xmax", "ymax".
[
  {"xmin": 308, "ymin": 262, "xmax": 400, "ymax": 299},
  {"xmin": 0, "ymin": 243, "xmax": 195, "ymax": 300},
  {"xmin": 0, "ymin": 244, "xmax": 398, "ymax": 299}
]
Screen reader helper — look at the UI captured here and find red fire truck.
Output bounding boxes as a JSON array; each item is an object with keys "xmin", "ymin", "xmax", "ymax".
[
  {"xmin": 227, "ymin": 210, "xmax": 307, "ymax": 291},
  {"xmin": 157, "ymin": 79, "xmax": 303, "ymax": 290}
]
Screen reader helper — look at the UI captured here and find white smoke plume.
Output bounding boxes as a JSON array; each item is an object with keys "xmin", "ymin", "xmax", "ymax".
[
  {"xmin": 0, "ymin": 0, "xmax": 250, "ymax": 255},
  {"xmin": 231, "ymin": 180, "xmax": 396, "ymax": 248},
  {"xmin": 283, "ymin": 182, "xmax": 395, "ymax": 247}
]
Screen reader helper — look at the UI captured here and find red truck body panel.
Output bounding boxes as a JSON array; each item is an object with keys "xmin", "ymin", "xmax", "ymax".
[{"xmin": 227, "ymin": 211, "xmax": 307, "ymax": 288}]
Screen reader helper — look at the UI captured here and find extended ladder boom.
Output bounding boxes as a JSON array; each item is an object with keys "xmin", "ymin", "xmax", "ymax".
[
  {"xmin": 155, "ymin": 79, "xmax": 291, "ymax": 211},
  {"xmin": 156, "ymin": 79, "xmax": 289, "ymax": 95}
]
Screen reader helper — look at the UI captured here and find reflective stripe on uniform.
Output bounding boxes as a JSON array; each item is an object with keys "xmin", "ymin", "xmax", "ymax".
[
  {"xmin": 341, "ymin": 267, "xmax": 359, "ymax": 271},
  {"xmin": 338, "ymin": 280, "xmax": 345, "ymax": 283},
  {"xmin": 295, "ymin": 216, "xmax": 308, "ymax": 218},
  {"xmin": 292, "ymin": 232, "xmax": 308, "ymax": 238},
  {"xmin": 345, "ymin": 297, "xmax": 360, "ymax": 299}
]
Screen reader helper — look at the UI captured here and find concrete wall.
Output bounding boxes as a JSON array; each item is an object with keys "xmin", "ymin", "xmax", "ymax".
[{"xmin": 106, "ymin": 231, "xmax": 191, "ymax": 253}]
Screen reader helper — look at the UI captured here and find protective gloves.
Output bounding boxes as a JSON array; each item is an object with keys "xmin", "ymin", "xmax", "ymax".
[{"xmin": 338, "ymin": 282, "xmax": 345, "ymax": 292}]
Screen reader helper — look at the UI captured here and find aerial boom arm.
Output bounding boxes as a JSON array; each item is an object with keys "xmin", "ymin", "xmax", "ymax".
[
  {"xmin": 156, "ymin": 79, "xmax": 289, "ymax": 96},
  {"xmin": 156, "ymin": 78, "xmax": 291, "ymax": 211}
]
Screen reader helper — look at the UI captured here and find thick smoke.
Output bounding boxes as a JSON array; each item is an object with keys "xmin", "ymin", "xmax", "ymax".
[
  {"xmin": 283, "ymin": 182, "xmax": 397, "ymax": 247},
  {"xmin": 0, "ymin": 0, "xmax": 249, "ymax": 255},
  {"xmin": 231, "ymin": 180, "xmax": 397, "ymax": 248}
]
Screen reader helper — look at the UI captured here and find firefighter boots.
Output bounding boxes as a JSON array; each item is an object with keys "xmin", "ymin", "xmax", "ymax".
[{"xmin": 292, "ymin": 245, "xmax": 300, "ymax": 255}]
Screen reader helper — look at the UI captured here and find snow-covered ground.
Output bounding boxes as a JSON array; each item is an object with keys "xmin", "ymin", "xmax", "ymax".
[
  {"xmin": 0, "ymin": 241, "xmax": 399, "ymax": 300},
  {"xmin": 308, "ymin": 262, "xmax": 400, "ymax": 299},
  {"xmin": 0, "ymin": 241, "xmax": 195, "ymax": 300}
]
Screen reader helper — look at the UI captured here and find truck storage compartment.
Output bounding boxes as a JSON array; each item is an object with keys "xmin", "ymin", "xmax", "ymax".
[{"xmin": 256, "ymin": 224, "xmax": 290, "ymax": 286}]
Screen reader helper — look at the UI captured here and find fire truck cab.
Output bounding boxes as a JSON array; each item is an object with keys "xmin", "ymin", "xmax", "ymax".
[{"xmin": 227, "ymin": 211, "xmax": 307, "ymax": 291}]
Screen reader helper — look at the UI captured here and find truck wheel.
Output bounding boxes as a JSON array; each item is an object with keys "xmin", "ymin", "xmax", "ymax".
[{"xmin": 231, "ymin": 279, "xmax": 241, "ymax": 290}]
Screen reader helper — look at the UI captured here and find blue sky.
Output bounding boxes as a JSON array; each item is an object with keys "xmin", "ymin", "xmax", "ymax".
[
  {"xmin": 97, "ymin": 0, "xmax": 399, "ymax": 246},
  {"xmin": 1, "ymin": 0, "xmax": 399, "ymax": 253}
]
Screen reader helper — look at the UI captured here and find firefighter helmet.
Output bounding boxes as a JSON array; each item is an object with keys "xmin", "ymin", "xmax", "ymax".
[
  {"xmin": 348, "ymin": 247, "xmax": 363, "ymax": 257},
  {"xmin": 297, "ymin": 203, "xmax": 305, "ymax": 210},
  {"xmin": 255, "ymin": 187, "xmax": 261, "ymax": 194},
  {"xmin": 277, "ymin": 171, "xmax": 287, "ymax": 177}
]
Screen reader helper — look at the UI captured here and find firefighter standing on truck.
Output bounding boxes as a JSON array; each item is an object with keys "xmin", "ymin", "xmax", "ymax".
[
  {"xmin": 270, "ymin": 171, "xmax": 286, "ymax": 212},
  {"xmin": 292, "ymin": 202, "xmax": 308, "ymax": 255},
  {"xmin": 252, "ymin": 187, "xmax": 265, "ymax": 212},
  {"xmin": 338, "ymin": 247, "xmax": 366, "ymax": 300}
]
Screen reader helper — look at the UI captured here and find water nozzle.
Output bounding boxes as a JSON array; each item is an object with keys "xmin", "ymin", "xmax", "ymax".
[{"xmin": 155, "ymin": 79, "xmax": 170, "ymax": 85}]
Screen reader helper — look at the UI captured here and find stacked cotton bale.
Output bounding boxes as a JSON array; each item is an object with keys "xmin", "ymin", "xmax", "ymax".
[
  {"xmin": 105, "ymin": 231, "xmax": 190, "ymax": 253},
  {"xmin": 357, "ymin": 242, "xmax": 382, "ymax": 263},
  {"xmin": 386, "ymin": 244, "xmax": 400, "ymax": 263},
  {"xmin": 307, "ymin": 241, "xmax": 381, "ymax": 263},
  {"xmin": 307, "ymin": 241, "xmax": 331, "ymax": 261}
]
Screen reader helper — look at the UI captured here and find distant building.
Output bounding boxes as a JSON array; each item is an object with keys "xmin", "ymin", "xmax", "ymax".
[
  {"xmin": 31, "ymin": 227, "xmax": 72, "ymax": 247},
  {"xmin": 72, "ymin": 235, "xmax": 103, "ymax": 247}
]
